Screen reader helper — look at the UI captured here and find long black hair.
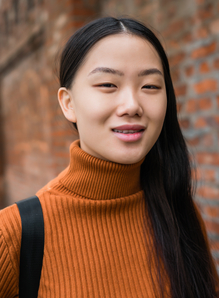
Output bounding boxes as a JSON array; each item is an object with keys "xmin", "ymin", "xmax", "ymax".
[{"xmin": 59, "ymin": 17, "xmax": 218, "ymax": 298}]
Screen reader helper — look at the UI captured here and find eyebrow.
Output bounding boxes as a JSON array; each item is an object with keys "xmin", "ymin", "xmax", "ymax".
[
  {"xmin": 88, "ymin": 67, "xmax": 163, "ymax": 77},
  {"xmin": 138, "ymin": 68, "xmax": 163, "ymax": 77},
  {"xmin": 88, "ymin": 67, "xmax": 124, "ymax": 76}
]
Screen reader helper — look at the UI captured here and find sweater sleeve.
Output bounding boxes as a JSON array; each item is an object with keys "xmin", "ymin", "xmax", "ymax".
[{"xmin": 0, "ymin": 204, "xmax": 21, "ymax": 298}]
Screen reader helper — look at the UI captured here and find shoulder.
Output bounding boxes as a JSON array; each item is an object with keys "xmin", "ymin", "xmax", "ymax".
[
  {"xmin": 0, "ymin": 204, "xmax": 21, "ymax": 297},
  {"xmin": 0, "ymin": 203, "xmax": 21, "ymax": 254}
]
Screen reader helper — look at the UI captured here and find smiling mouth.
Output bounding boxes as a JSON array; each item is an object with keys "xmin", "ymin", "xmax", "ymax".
[{"xmin": 112, "ymin": 129, "xmax": 144, "ymax": 134}]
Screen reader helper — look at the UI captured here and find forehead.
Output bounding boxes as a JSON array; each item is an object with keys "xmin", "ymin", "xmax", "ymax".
[{"xmin": 80, "ymin": 33, "xmax": 163, "ymax": 74}]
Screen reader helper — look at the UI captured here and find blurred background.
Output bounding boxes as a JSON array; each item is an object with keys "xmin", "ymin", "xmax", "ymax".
[{"xmin": 0, "ymin": 0, "xmax": 219, "ymax": 271}]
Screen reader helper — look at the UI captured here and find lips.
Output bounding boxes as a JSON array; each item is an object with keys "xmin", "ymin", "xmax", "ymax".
[
  {"xmin": 113, "ymin": 129, "xmax": 142, "ymax": 134},
  {"xmin": 112, "ymin": 124, "xmax": 145, "ymax": 134},
  {"xmin": 112, "ymin": 124, "xmax": 145, "ymax": 142}
]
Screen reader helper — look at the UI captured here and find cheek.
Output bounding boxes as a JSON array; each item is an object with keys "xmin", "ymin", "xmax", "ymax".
[
  {"xmin": 76, "ymin": 101, "xmax": 113, "ymax": 129},
  {"xmin": 145, "ymin": 96, "xmax": 167, "ymax": 124}
]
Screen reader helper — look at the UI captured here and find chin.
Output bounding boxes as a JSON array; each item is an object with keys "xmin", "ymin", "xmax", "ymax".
[
  {"xmin": 96, "ymin": 147, "xmax": 147, "ymax": 164},
  {"xmin": 110, "ymin": 154, "xmax": 145, "ymax": 165}
]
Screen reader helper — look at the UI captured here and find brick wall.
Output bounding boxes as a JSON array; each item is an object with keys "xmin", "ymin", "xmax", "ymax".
[
  {"xmin": 0, "ymin": 0, "xmax": 99, "ymax": 206},
  {"xmin": 0, "ymin": 0, "xmax": 219, "ymax": 271}
]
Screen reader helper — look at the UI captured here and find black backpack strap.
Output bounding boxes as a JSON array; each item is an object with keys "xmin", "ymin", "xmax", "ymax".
[{"xmin": 16, "ymin": 195, "xmax": 44, "ymax": 298}]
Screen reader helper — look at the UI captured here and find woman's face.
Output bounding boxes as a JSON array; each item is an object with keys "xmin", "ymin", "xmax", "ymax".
[{"xmin": 59, "ymin": 34, "xmax": 167, "ymax": 164}]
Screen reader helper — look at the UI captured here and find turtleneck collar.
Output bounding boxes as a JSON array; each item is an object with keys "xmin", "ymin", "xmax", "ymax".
[{"xmin": 60, "ymin": 140, "xmax": 144, "ymax": 200}]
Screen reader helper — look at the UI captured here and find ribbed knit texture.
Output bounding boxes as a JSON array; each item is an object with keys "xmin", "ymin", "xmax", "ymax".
[{"xmin": 0, "ymin": 140, "xmax": 169, "ymax": 297}]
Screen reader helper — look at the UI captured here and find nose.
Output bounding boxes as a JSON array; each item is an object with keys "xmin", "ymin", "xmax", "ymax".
[{"xmin": 116, "ymin": 89, "xmax": 143, "ymax": 117}]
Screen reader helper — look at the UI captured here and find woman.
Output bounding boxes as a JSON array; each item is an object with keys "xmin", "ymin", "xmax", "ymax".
[{"xmin": 0, "ymin": 17, "xmax": 218, "ymax": 298}]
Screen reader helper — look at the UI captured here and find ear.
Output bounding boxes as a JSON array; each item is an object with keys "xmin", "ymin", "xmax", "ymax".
[{"xmin": 58, "ymin": 87, "xmax": 77, "ymax": 123}]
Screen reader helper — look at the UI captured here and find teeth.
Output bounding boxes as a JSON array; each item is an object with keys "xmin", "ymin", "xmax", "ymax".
[{"xmin": 113, "ymin": 129, "xmax": 141, "ymax": 134}]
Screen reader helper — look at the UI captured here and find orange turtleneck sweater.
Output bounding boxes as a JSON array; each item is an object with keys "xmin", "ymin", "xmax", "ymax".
[{"xmin": 0, "ymin": 140, "xmax": 217, "ymax": 297}]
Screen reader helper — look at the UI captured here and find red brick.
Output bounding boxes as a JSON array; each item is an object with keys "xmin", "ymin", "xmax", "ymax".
[
  {"xmin": 197, "ymin": 186, "xmax": 219, "ymax": 199},
  {"xmin": 195, "ymin": 0, "xmax": 204, "ymax": 4},
  {"xmin": 53, "ymin": 152, "xmax": 70, "ymax": 158},
  {"xmin": 140, "ymin": 2, "xmax": 159, "ymax": 15},
  {"xmin": 196, "ymin": 152, "xmax": 219, "ymax": 165},
  {"xmin": 205, "ymin": 169, "xmax": 215, "ymax": 182},
  {"xmin": 171, "ymin": 68, "xmax": 180, "ymax": 82},
  {"xmin": 174, "ymin": 84, "xmax": 187, "ymax": 96},
  {"xmin": 167, "ymin": 5, "xmax": 176, "ymax": 18},
  {"xmin": 169, "ymin": 52, "xmax": 186, "ymax": 67},
  {"xmin": 196, "ymin": 4, "xmax": 213, "ymax": 20},
  {"xmin": 176, "ymin": 102, "xmax": 183, "ymax": 113},
  {"xmin": 214, "ymin": 115, "xmax": 219, "ymax": 124},
  {"xmin": 209, "ymin": 239, "xmax": 219, "ymax": 251},
  {"xmin": 210, "ymin": 19, "xmax": 219, "ymax": 34},
  {"xmin": 51, "ymin": 130, "xmax": 74, "ymax": 137},
  {"xmin": 191, "ymin": 42, "xmax": 216, "ymax": 59},
  {"xmin": 217, "ymin": 96, "xmax": 219, "ymax": 108},
  {"xmin": 187, "ymin": 137, "xmax": 200, "ymax": 146},
  {"xmin": 204, "ymin": 219, "xmax": 219, "ymax": 234},
  {"xmin": 193, "ymin": 79, "xmax": 217, "ymax": 94},
  {"xmin": 70, "ymin": 0, "xmax": 85, "ymax": 4},
  {"xmin": 154, "ymin": 12, "xmax": 164, "ymax": 23},
  {"xmin": 167, "ymin": 39, "xmax": 180, "ymax": 50},
  {"xmin": 179, "ymin": 118, "xmax": 190, "ymax": 129},
  {"xmin": 185, "ymin": 65, "xmax": 194, "ymax": 77},
  {"xmin": 194, "ymin": 117, "xmax": 207, "ymax": 128},
  {"xmin": 195, "ymin": 27, "xmax": 208, "ymax": 39},
  {"xmin": 52, "ymin": 141, "xmax": 70, "ymax": 147},
  {"xmin": 182, "ymin": 32, "xmax": 193, "ymax": 43},
  {"xmin": 213, "ymin": 58, "xmax": 219, "ymax": 69},
  {"xmin": 203, "ymin": 206, "xmax": 219, "ymax": 219},
  {"xmin": 191, "ymin": 15, "xmax": 201, "ymax": 27},
  {"xmin": 185, "ymin": 99, "xmax": 197, "ymax": 113},
  {"xmin": 198, "ymin": 97, "xmax": 212, "ymax": 110},
  {"xmin": 199, "ymin": 62, "xmax": 210, "ymax": 73},
  {"xmin": 205, "ymin": 116, "xmax": 219, "ymax": 129},
  {"xmin": 163, "ymin": 20, "xmax": 185, "ymax": 38},
  {"xmin": 69, "ymin": 8, "xmax": 95, "ymax": 16},
  {"xmin": 202, "ymin": 134, "xmax": 214, "ymax": 147}
]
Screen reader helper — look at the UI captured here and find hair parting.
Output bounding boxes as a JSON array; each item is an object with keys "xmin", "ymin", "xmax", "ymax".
[{"xmin": 119, "ymin": 21, "xmax": 128, "ymax": 32}]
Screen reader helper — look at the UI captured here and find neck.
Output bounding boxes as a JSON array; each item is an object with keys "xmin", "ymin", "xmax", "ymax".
[{"xmin": 59, "ymin": 140, "xmax": 144, "ymax": 200}]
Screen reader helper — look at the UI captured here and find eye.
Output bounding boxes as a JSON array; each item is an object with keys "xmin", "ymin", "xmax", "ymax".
[
  {"xmin": 142, "ymin": 85, "xmax": 160, "ymax": 90},
  {"xmin": 98, "ymin": 83, "xmax": 117, "ymax": 88}
]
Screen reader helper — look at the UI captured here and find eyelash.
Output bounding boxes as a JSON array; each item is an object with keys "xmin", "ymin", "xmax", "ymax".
[
  {"xmin": 98, "ymin": 83, "xmax": 116, "ymax": 88},
  {"xmin": 97, "ymin": 83, "xmax": 160, "ymax": 89},
  {"xmin": 142, "ymin": 85, "xmax": 160, "ymax": 90}
]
